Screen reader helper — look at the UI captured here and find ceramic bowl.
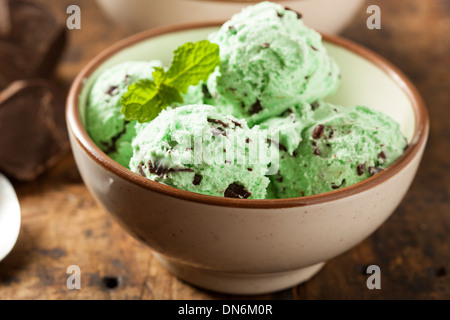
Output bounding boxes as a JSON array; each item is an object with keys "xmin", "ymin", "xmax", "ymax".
[
  {"xmin": 66, "ymin": 22, "xmax": 429, "ymax": 295},
  {"xmin": 95, "ymin": 0, "xmax": 365, "ymax": 35}
]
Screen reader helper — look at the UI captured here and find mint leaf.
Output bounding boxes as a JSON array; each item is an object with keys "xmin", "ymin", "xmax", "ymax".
[
  {"xmin": 121, "ymin": 79, "xmax": 182, "ymax": 123},
  {"xmin": 166, "ymin": 40, "xmax": 220, "ymax": 93},
  {"xmin": 121, "ymin": 40, "xmax": 220, "ymax": 123}
]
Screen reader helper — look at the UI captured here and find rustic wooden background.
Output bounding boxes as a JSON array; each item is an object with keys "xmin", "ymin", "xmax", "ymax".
[{"xmin": 0, "ymin": 0, "xmax": 448, "ymax": 299}]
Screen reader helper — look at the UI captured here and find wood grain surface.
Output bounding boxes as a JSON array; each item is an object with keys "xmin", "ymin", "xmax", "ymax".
[{"xmin": 0, "ymin": 0, "xmax": 448, "ymax": 300}]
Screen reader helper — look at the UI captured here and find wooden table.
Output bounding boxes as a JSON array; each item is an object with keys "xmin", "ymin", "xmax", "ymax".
[{"xmin": 0, "ymin": 0, "xmax": 448, "ymax": 300}]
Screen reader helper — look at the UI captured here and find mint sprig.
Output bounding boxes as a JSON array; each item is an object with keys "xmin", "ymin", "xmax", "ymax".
[{"xmin": 121, "ymin": 40, "xmax": 220, "ymax": 123}]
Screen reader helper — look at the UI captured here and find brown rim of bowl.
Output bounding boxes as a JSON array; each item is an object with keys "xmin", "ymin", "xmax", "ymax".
[{"xmin": 66, "ymin": 21, "xmax": 429, "ymax": 209}]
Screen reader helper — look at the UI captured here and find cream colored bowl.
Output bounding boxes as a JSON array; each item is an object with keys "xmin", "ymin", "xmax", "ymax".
[
  {"xmin": 66, "ymin": 23, "xmax": 429, "ymax": 295},
  {"xmin": 95, "ymin": 0, "xmax": 365, "ymax": 35}
]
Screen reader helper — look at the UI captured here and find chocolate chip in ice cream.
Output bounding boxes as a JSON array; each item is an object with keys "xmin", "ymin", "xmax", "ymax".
[{"xmin": 224, "ymin": 182, "xmax": 252, "ymax": 199}]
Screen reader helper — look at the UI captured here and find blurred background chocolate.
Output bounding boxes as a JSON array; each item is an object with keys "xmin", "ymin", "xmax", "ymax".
[
  {"xmin": 0, "ymin": 0, "xmax": 68, "ymax": 181},
  {"xmin": 0, "ymin": 80, "xmax": 68, "ymax": 181},
  {"xmin": 0, "ymin": 0, "xmax": 67, "ymax": 83}
]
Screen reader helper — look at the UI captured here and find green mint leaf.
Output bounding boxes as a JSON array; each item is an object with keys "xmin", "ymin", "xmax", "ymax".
[
  {"xmin": 166, "ymin": 40, "xmax": 220, "ymax": 93},
  {"xmin": 121, "ymin": 79, "xmax": 182, "ymax": 123},
  {"xmin": 121, "ymin": 40, "xmax": 220, "ymax": 123}
]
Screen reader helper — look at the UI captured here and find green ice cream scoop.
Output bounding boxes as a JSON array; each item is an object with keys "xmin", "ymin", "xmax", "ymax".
[
  {"xmin": 268, "ymin": 102, "xmax": 407, "ymax": 198},
  {"xmin": 207, "ymin": 1, "xmax": 340, "ymax": 125},
  {"xmin": 86, "ymin": 60, "xmax": 163, "ymax": 167},
  {"xmin": 129, "ymin": 104, "xmax": 273, "ymax": 199}
]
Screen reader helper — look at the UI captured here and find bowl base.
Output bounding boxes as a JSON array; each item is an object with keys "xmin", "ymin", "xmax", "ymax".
[{"xmin": 154, "ymin": 253, "xmax": 326, "ymax": 295}]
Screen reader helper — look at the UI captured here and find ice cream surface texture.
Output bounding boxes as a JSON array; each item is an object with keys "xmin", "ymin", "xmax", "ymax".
[
  {"xmin": 207, "ymin": 1, "xmax": 340, "ymax": 125},
  {"xmin": 129, "ymin": 105, "xmax": 273, "ymax": 199},
  {"xmin": 86, "ymin": 60, "xmax": 163, "ymax": 167},
  {"xmin": 268, "ymin": 102, "xmax": 407, "ymax": 198}
]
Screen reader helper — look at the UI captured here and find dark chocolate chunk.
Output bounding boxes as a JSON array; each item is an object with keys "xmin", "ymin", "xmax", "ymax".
[
  {"xmin": 148, "ymin": 161, "xmax": 169, "ymax": 178},
  {"xmin": 328, "ymin": 129, "xmax": 335, "ymax": 139},
  {"xmin": 357, "ymin": 164, "xmax": 366, "ymax": 176},
  {"xmin": 311, "ymin": 101, "xmax": 320, "ymax": 110},
  {"xmin": 0, "ymin": 79, "xmax": 68, "ymax": 181},
  {"xmin": 137, "ymin": 163, "xmax": 146, "ymax": 177},
  {"xmin": 247, "ymin": 168, "xmax": 253, "ymax": 172},
  {"xmin": 284, "ymin": 7, "xmax": 302, "ymax": 19},
  {"xmin": 124, "ymin": 74, "xmax": 130, "ymax": 85},
  {"xmin": 212, "ymin": 127, "xmax": 227, "ymax": 136},
  {"xmin": 202, "ymin": 83, "xmax": 212, "ymax": 99},
  {"xmin": 310, "ymin": 45, "xmax": 318, "ymax": 51},
  {"xmin": 192, "ymin": 174, "xmax": 202, "ymax": 186},
  {"xmin": 331, "ymin": 179, "xmax": 346, "ymax": 190},
  {"xmin": 7, "ymin": 0, "xmax": 67, "ymax": 79},
  {"xmin": 249, "ymin": 99, "xmax": 263, "ymax": 115},
  {"xmin": 224, "ymin": 182, "xmax": 252, "ymax": 199},
  {"xmin": 378, "ymin": 152, "xmax": 386, "ymax": 161},
  {"xmin": 207, "ymin": 118, "xmax": 229, "ymax": 128},
  {"xmin": 368, "ymin": 167, "xmax": 384, "ymax": 176},
  {"xmin": 267, "ymin": 139, "xmax": 287, "ymax": 152},
  {"xmin": 276, "ymin": 175, "xmax": 283, "ymax": 183},
  {"xmin": 312, "ymin": 142, "xmax": 321, "ymax": 156},
  {"xmin": 262, "ymin": 43, "xmax": 270, "ymax": 48},
  {"xmin": 105, "ymin": 85, "xmax": 119, "ymax": 96},
  {"xmin": 101, "ymin": 121, "xmax": 128, "ymax": 154},
  {"xmin": 0, "ymin": 42, "xmax": 30, "ymax": 89},
  {"xmin": 277, "ymin": 11, "xmax": 284, "ymax": 18},
  {"xmin": 169, "ymin": 167, "xmax": 195, "ymax": 173},
  {"xmin": 231, "ymin": 120, "xmax": 242, "ymax": 128},
  {"xmin": 312, "ymin": 124, "xmax": 325, "ymax": 139},
  {"xmin": 293, "ymin": 149, "xmax": 299, "ymax": 157},
  {"xmin": 246, "ymin": 138, "xmax": 251, "ymax": 143}
]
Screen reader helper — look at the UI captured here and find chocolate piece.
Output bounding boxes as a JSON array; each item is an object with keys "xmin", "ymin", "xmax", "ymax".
[
  {"xmin": 311, "ymin": 101, "xmax": 320, "ymax": 110},
  {"xmin": 7, "ymin": 0, "xmax": 67, "ymax": 79},
  {"xmin": 212, "ymin": 127, "xmax": 227, "ymax": 136},
  {"xmin": 267, "ymin": 139, "xmax": 287, "ymax": 152},
  {"xmin": 357, "ymin": 164, "xmax": 366, "ymax": 176},
  {"xmin": 231, "ymin": 120, "xmax": 242, "ymax": 128},
  {"xmin": 0, "ymin": 79, "xmax": 68, "ymax": 181},
  {"xmin": 0, "ymin": 42, "xmax": 31, "ymax": 89},
  {"xmin": 262, "ymin": 43, "xmax": 270, "ymax": 48},
  {"xmin": 293, "ymin": 149, "xmax": 299, "ymax": 157},
  {"xmin": 378, "ymin": 151, "xmax": 386, "ymax": 160},
  {"xmin": 328, "ymin": 128, "xmax": 335, "ymax": 139},
  {"xmin": 368, "ymin": 166, "xmax": 384, "ymax": 176},
  {"xmin": 202, "ymin": 83, "xmax": 212, "ymax": 99},
  {"xmin": 312, "ymin": 124, "xmax": 325, "ymax": 139},
  {"xmin": 192, "ymin": 174, "xmax": 202, "ymax": 186},
  {"xmin": 105, "ymin": 85, "xmax": 119, "ymax": 96},
  {"xmin": 247, "ymin": 168, "xmax": 253, "ymax": 172},
  {"xmin": 207, "ymin": 118, "xmax": 229, "ymax": 128},
  {"xmin": 101, "ymin": 122, "xmax": 128, "ymax": 154},
  {"xmin": 245, "ymin": 138, "xmax": 251, "ymax": 143},
  {"xmin": 312, "ymin": 142, "xmax": 321, "ymax": 156},
  {"xmin": 224, "ymin": 182, "xmax": 252, "ymax": 199},
  {"xmin": 249, "ymin": 99, "xmax": 263, "ymax": 115},
  {"xmin": 148, "ymin": 162, "xmax": 194, "ymax": 178},
  {"xmin": 331, "ymin": 179, "xmax": 346, "ymax": 190},
  {"xmin": 137, "ymin": 163, "xmax": 146, "ymax": 177},
  {"xmin": 284, "ymin": 7, "xmax": 302, "ymax": 19},
  {"xmin": 310, "ymin": 45, "xmax": 318, "ymax": 51}
]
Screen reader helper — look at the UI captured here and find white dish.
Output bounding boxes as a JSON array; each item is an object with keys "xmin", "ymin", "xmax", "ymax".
[{"xmin": 0, "ymin": 173, "xmax": 21, "ymax": 262}]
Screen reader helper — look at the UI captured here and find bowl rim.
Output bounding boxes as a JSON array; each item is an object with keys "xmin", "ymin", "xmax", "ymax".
[{"xmin": 66, "ymin": 21, "xmax": 429, "ymax": 209}]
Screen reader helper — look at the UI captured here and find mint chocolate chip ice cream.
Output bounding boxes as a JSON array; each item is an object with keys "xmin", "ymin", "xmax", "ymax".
[
  {"xmin": 86, "ymin": 60, "xmax": 163, "ymax": 167},
  {"xmin": 206, "ymin": 1, "xmax": 340, "ymax": 125},
  {"xmin": 129, "ymin": 104, "xmax": 273, "ymax": 199},
  {"xmin": 267, "ymin": 102, "xmax": 407, "ymax": 198}
]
